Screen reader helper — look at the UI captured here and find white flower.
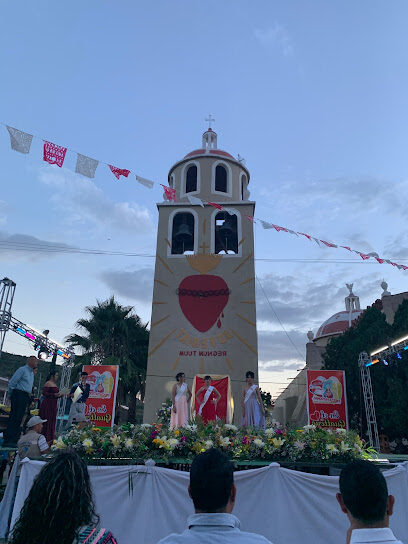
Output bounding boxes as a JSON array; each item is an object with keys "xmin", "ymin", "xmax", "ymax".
[
  {"xmin": 303, "ymin": 424, "xmax": 316, "ymax": 432},
  {"xmin": 53, "ymin": 436, "xmax": 66, "ymax": 450},
  {"xmin": 354, "ymin": 444, "xmax": 362, "ymax": 453},
  {"xmin": 110, "ymin": 434, "xmax": 122, "ymax": 447},
  {"xmin": 140, "ymin": 423, "xmax": 152, "ymax": 429},
  {"xmin": 253, "ymin": 438, "xmax": 265, "ymax": 448},
  {"xmin": 340, "ymin": 441, "xmax": 351, "ymax": 452},
  {"xmin": 271, "ymin": 437, "xmax": 285, "ymax": 448},
  {"xmin": 294, "ymin": 440, "xmax": 305, "ymax": 450},
  {"xmin": 124, "ymin": 438, "xmax": 134, "ymax": 449},
  {"xmin": 402, "ymin": 438, "xmax": 408, "ymax": 446},
  {"xmin": 335, "ymin": 428, "xmax": 347, "ymax": 435},
  {"xmin": 326, "ymin": 444, "xmax": 338, "ymax": 453},
  {"xmin": 185, "ymin": 424, "xmax": 197, "ymax": 432},
  {"xmin": 219, "ymin": 436, "xmax": 231, "ymax": 447},
  {"xmin": 224, "ymin": 424, "xmax": 238, "ymax": 431},
  {"xmin": 265, "ymin": 428, "xmax": 275, "ymax": 436},
  {"xmin": 389, "ymin": 441, "xmax": 397, "ymax": 450},
  {"xmin": 168, "ymin": 438, "xmax": 179, "ymax": 449},
  {"xmin": 204, "ymin": 440, "xmax": 214, "ymax": 449},
  {"xmin": 82, "ymin": 438, "xmax": 93, "ymax": 449}
]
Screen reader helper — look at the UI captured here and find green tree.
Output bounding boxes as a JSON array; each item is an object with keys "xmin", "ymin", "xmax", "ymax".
[
  {"xmin": 66, "ymin": 297, "xmax": 149, "ymax": 422},
  {"xmin": 323, "ymin": 301, "xmax": 408, "ymax": 438}
]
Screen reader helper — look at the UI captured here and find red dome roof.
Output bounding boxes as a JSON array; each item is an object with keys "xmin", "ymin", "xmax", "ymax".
[
  {"xmin": 184, "ymin": 149, "xmax": 235, "ymax": 159},
  {"xmin": 315, "ymin": 309, "xmax": 363, "ymax": 339}
]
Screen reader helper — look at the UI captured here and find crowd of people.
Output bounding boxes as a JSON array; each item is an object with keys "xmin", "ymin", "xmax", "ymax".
[
  {"xmin": 3, "ymin": 357, "xmax": 91, "ymax": 450},
  {"xmin": 7, "ymin": 449, "xmax": 403, "ymax": 544}
]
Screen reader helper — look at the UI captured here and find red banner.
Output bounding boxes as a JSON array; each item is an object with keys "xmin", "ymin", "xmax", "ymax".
[
  {"xmin": 82, "ymin": 365, "xmax": 119, "ymax": 428},
  {"xmin": 306, "ymin": 370, "xmax": 348, "ymax": 429},
  {"xmin": 194, "ymin": 376, "xmax": 229, "ymax": 421}
]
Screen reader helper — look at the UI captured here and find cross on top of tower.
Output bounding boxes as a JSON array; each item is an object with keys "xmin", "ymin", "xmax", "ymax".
[{"xmin": 205, "ymin": 114, "xmax": 215, "ymax": 130}]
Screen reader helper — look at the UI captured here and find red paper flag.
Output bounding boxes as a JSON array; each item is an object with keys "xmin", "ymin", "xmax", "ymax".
[
  {"xmin": 401, "ymin": 265, "xmax": 408, "ymax": 270},
  {"xmin": 376, "ymin": 257, "xmax": 385, "ymax": 264},
  {"xmin": 298, "ymin": 232, "xmax": 312, "ymax": 240},
  {"xmin": 272, "ymin": 225, "xmax": 288, "ymax": 232},
  {"xmin": 359, "ymin": 253, "xmax": 371, "ymax": 260},
  {"xmin": 390, "ymin": 262, "xmax": 398, "ymax": 267},
  {"xmin": 161, "ymin": 184, "xmax": 177, "ymax": 202},
  {"xmin": 320, "ymin": 240, "xmax": 337, "ymax": 248},
  {"xmin": 244, "ymin": 214, "xmax": 255, "ymax": 222},
  {"xmin": 207, "ymin": 201, "xmax": 223, "ymax": 210},
  {"xmin": 109, "ymin": 165, "xmax": 130, "ymax": 180},
  {"xmin": 43, "ymin": 141, "xmax": 67, "ymax": 167},
  {"xmin": 341, "ymin": 246, "xmax": 352, "ymax": 251}
]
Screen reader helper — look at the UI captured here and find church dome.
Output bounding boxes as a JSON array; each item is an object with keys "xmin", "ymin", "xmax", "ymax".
[
  {"xmin": 314, "ymin": 284, "xmax": 363, "ymax": 340},
  {"xmin": 315, "ymin": 309, "xmax": 363, "ymax": 339},
  {"xmin": 184, "ymin": 148, "xmax": 235, "ymax": 159}
]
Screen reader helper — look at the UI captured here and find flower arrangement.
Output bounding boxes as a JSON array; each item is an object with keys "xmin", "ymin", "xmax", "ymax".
[
  {"xmin": 156, "ymin": 398, "xmax": 173, "ymax": 425},
  {"xmin": 52, "ymin": 421, "xmax": 371, "ymax": 464}
]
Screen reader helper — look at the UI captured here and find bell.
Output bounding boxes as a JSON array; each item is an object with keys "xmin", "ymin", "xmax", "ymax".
[
  {"xmin": 174, "ymin": 223, "xmax": 193, "ymax": 242},
  {"xmin": 219, "ymin": 218, "xmax": 235, "ymax": 237}
]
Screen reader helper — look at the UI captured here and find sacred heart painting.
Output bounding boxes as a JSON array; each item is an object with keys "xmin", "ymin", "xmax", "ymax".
[{"xmin": 178, "ymin": 274, "xmax": 229, "ymax": 332}]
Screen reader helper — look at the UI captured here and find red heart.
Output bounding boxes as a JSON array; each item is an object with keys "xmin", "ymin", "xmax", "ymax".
[
  {"xmin": 310, "ymin": 410, "xmax": 321, "ymax": 422},
  {"xmin": 178, "ymin": 275, "xmax": 229, "ymax": 333}
]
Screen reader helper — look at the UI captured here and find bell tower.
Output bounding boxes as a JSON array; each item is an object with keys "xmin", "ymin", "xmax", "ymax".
[{"xmin": 143, "ymin": 126, "xmax": 258, "ymax": 424}]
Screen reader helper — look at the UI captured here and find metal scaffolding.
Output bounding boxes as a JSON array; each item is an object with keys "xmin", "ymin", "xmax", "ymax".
[
  {"xmin": 0, "ymin": 277, "xmax": 16, "ymax": 357},
  {"xmin": 358, "ymin": 351, "xmax": 380, "ymax": 451}
]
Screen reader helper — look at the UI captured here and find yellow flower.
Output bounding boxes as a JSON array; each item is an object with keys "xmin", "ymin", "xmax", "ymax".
[
  {"xmin": 92, "ymin": 427, "xmax": 101, "ymax": 432},
  {"xmin": 174, "ymin": 430, "xmax": 180, "ymax": 436},
  {"xmin": 271, "ymin": 437, "xmax": 285, "ymax": 448},
  {"xmin": 110, "ymin": 434, "xmax": 121, "ymax": 447}
]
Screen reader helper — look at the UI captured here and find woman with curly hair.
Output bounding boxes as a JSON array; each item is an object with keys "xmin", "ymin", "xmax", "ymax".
[{"xmin": 9, "ymin": 450, "xmax": 117, "ymax": 544}]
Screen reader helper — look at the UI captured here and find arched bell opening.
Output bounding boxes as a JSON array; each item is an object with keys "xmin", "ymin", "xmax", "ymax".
[
  {"xmin": 214, "ymin": 212, "xmax": 238, "ymax": 254},
  {"xmin": 171, "ymin": 212, "xmax": 195, "ymax": 255}
]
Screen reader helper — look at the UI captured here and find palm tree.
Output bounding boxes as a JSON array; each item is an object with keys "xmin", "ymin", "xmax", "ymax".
[{"xmin": 66, "ymin": 297, "xmax": 149, "ymax": 422}]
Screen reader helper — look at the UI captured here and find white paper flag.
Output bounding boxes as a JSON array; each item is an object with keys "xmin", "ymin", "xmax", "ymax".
[
  {"xmin": 75, "ymin": 154, "xmax": 99, "ymax": 178},
  {"xmin": 187, "ymin": 195, "xmax": 204, "ymax": 206},
  {"xmin": 260, "ymin": 220, "xmax": 274, "ymax": 229},
  {"xmin": 223, "ymin": 207, "xmax": 237, "ymax": 216},
  {"xmin": 135, "ymin": 175, "xmax": 154, "ymax": 189},
  {"xmin": 287, "ymin": 229, "xmax": 299, "ymax": 236},
  {"xmin": 6, "ymin": 126, "xmax": 33, "ymax": 154}
]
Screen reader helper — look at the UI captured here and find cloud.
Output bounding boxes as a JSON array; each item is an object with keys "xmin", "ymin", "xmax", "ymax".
[
  {"xmin": 258, "ymin": 329, "xmax": 305, "ymax": 371},
  {"xmin": 39, "ymin": 166, "xmax": 153, "ymax": 235},
  {"xmin": 0, "ymin": 231, "xmax": 75, "ymax": 261},
  {"xmin": 0, "ymin": 201, "xmax": 8, "ymax": 226},
  {"xmin": 100, "ymin": 267, "xmax": 154, "ymax": 307},
  {"xmin": 254, "ymin": 23, "xmax": 294, "ymax": 57}
]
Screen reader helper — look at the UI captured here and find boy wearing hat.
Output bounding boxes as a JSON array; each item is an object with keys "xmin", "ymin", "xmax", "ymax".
[{"xmin": 17, "ymin": 416, "xmax": 50, "ymax": 459}]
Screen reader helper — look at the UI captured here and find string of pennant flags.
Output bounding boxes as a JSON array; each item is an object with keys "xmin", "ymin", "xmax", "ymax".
[
  {"xmin": 3, "ymin": 123, "xmax": 407, "ymax": 273},
  {"xmin": 3, "ymin": 124, "xmax": 155, "ymax": 189}
]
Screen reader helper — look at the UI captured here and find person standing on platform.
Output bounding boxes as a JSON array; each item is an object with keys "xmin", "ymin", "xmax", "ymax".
[
  {"xmin": 170, "ymin": 372, "xmax": 192, "ymax": 429},
  {"xmin": 67, "ymin": 372, "xmax": 90, "ymax": 428},
  {"xmin": 241, "ymin": 371, "xmax": 265, "ymax": 428},
  {"xmin": 4, "ymin": 356, "xmax": 38, "ymax": 446},
  {"xmin": 158, "ymin": 448, "xmax": 273, "ymax": 544},
  {"xmin": 39, "ymin": 370, "xmax": 64, "ymax": 444},
  {"xmin": 195, "ymin": 376, "xmax": 221, "ymax": 425},
  {"xmin": 336, "ymin": 460, "xmax": 402, "ymax": 544}
]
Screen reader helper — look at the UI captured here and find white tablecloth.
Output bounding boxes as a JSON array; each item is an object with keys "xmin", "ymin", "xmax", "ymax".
[{"xmin": 3, "ymin": 460, "xmax": 408, "ymax": 544}]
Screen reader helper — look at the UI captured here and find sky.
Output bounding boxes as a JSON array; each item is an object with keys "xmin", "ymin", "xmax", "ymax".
[{"xmin": 1, "ymin": 1, "xmax": 408, "ymax": 398}]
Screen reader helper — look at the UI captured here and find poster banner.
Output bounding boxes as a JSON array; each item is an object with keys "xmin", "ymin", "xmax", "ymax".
[
  {"xmin": 192, "ymin": 375, "xmax": 232, "ymax": 423},
  {"xmin": 82, "ymin": 365, "xmax": 119, "ymax": 428},
  {"xmin": 306, "ymin": 370, "xmax": 348, "ymax": 429}
]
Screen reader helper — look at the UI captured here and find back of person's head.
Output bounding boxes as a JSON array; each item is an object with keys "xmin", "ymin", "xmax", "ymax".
[
  {"xmin": 81, "ymin": 371, "xmax": 88, "ymax": 377},
  {"xmin": 339, "ymin": 460, "xmax": 389, "ymax": 525},
  {"xmin": 246, "ymin": 370, "xmax": 255, "ymax": 379},
  {"xmin": 189, "ymin": 448, "xmax": 234, "ymax": 512},
  {"xmin": 10, "ymin": 450, "xmax": 98, "ymax": 544}
]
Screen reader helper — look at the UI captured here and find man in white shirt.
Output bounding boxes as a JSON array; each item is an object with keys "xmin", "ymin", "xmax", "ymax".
[
  {"xmin": 158, "ymin": 448, "xmax": 273, "ymax": 544},
  {"xmin": 336, "ymin": 460, "xmax": 403, "ymax": 544}
]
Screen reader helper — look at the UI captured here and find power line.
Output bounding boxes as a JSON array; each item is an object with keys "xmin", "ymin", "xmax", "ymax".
[
  {"xmin": 256, "ymin": 275, "xmax": 306, "ymax": 363},
  {"xmin": 0, "ymin": 239, "xmax": 406, "ymax": 263}
]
